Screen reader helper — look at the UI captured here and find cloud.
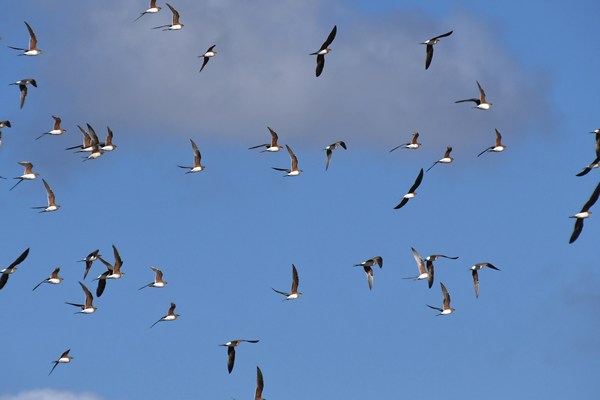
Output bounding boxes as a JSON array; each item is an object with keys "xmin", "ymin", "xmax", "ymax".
[
  {"xmin": 14, "ymin": 0, "xmax": 556, "ymax": 154},
  {"xmin": 0, "ymin": 389, "xmax": 102, "ymax": 400}
]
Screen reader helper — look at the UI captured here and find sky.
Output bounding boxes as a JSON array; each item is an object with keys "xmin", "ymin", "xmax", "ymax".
[{"xmin": 1, "ymin": 0, "xmax": 599, "ymax": 399}]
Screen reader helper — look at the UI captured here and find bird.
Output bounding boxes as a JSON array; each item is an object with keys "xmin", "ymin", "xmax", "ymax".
[
  {"xmin": 134, "ymin": 0, "xmax": 162, "ymax": 22},
  {"xmin": 66, "ymin": 125, "xmax": 93, "ymax": 151},
  {"xmin": 78, "ymin": 249, "xmax": 100, "ymax": 280},
  {"xmin": 426, "ymin": 146, "xmax": 453, "ymax": 172},
  {"xmin": 323, "ymin": 141, "xmax": 347, "ymax": 171},
  {"xmin": 248, "ymin": 127, "xmax": 283, "ymax": 152},
  {"xmin": 178, "ymin": 138, "xmax": 205, "ymax": 173},
  {"xmin": 138, "ymin": 266, "xmax": 167, "ymax": 290},
  {"xmin": 455, "ymin": 81, "xmax": 492, "ymax": 110},
  {"xmin": 152, "ymin": 3, "xmax": 183, "ymax": 30},
  {"xmin": 32, "ymin": 179, "xmax": 60, "ymax": 213},
  {"xmin": 79, "ymin": 124, "xmax": 103, "ymax": 161},
  {"xmin": 394, "ymin": 168, "xmax": 424, "ymax": 209},
  {"xmin": 478, "ymin": 129, "xmax": 506, "ymax": 157},
  {"xmin": 0, "ymin": 120, "xmax": 11, "ymax": 128},
  {"xmin": 11, "ymin": 78, "xmax": 37, "ymax": 109},
  {"xmin": 470, "ymin": 262, "xmax": 500, "ymax": 298},
  {"xmin": 100, "ymin": 127, "xmax": 117, "ymax": 151},
  {"xmin": 272, "ymin": 144, "xmax": 302, "ymax": 176},
  {"xmin": 0, "ymin": 248, "xmax": 30, "ymax": 290},
  {"xmin": 272, "ymin": 264, "xmax": 301, "ymax": 300},
  {"xmin": 310, "ymin": 25, "xmax": 337, "ymax": 77},
  {"xmin": 219, "ymin": 340, "xmax": 260, "ymax": 373},
  {"xmin": 65, "ymin": 281, "xmax": 97, "ymax": 314},
  {"xmin": 421, "ymin": 30, "xmax": 452, "ymax": 70},
  {"xmin": 49, "ymin": 349, "xmax": 73, "ymax": 376},
  {"xmin": 425, "ymin": 254, "xmax": 459, "ymax": 262},
  {"xmin": 427, "ymin": 282, "xmax": 454, "ymax": 315},
  {"xmin": 199, "ymin": 45, "xmax": 217, "ymax": 72},
  {"xmin": 389, "ymin": 132, "xmax": 421, "ymax": 152},
  {"xmin": 569, "ymin": 182, "xmax": 600, "ymax": 243},
  {"xmin": 8, "ymin": 21, "xmax": 41, "ymax": 56},
  {"xmin": 95, "ymin": 244, "xmax": 125, "ymax": 297},
  {"xmin": 151, "ymin": 302, "xmax": 180, "ymax": 328},
  {"xmin": 576, "ymin": 155, "xmax": 600, "ymax": 177},
  {"xmin": 403, "ymin": 247, "xmax": 433, "ymax": 288},
  {"xmin": 36, "ymin": 115, "xmax": 66, "ymax": 140},
  {"xmin": 32, "ymin": 266, "xmax": 63, "ymax": 291},
  {"xmin": 10, "ymin": 161, "xmax": 39, "ymax": 191},
  {"xmin": 255, "ymin": 366, "xmax": 265, "ymax": 400},
  {"xmin": 354, "ymin": 256, "xmax": 383, "ymax": 290}
]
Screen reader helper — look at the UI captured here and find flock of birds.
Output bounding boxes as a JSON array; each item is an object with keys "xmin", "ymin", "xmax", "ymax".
[{"xmin": 1, "ymin": 1, "xmax": 599, "ymax": 398}]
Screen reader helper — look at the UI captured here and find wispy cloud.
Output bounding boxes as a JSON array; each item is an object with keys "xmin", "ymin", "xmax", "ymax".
[
  {"xmin": 10, "ymin": 0, "xmax": 556, "ymax": 153},
  {"xmin": 0, "ymin": 389, "xmax": 102, "ymax": 400}
]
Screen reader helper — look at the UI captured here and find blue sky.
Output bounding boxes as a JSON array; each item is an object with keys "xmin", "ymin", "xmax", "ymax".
[{"xmin": 1, "ymin": 0, "xmax": 599, "ymax": 399}]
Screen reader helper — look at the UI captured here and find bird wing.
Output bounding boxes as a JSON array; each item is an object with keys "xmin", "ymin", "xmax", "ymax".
[
  {"xmin": 227, "ymin": 346, "xmax": 235, "ymax": 373},
  {"xmin": 472, "ymin": 270, "xmax": 479, "ymax": 298},
  {"xmin": 255, "ymin": 366, "xmax": 264, "ymax": 400},
  {"xmin": 425, "ymin": 44, "xmax": 433, "ymax": 70},
  {"xmin": 408, "ymin": 168, "xmax": 424, "ymax": 193},
  {"xmin": 315, "ymin": 54, "xmax": 325, "ymax": 77},
  {"xmin": 25, "ymin": 21, "xmax": 37, "ymax": 50},
  {"xmin": 19, "ymin": 85, "xmax": 28, "ymax": 109},
  {"xmin": 291, "ymin": 264, "xmax": 299, "ymax": 293},
  {"xmin": 411, "ymin": 247, "xmax": 426, "ymax": 274},
  {"xmin": 476, "ymin": 81, "xmax": 487, "ymax": 103},
  {"xmin": 321, "ymin": 25, "xmax": 337, "ymax": 49},
  {"xmin": 569, "ymin": 218, "xmax": 584, "ymax": 244},
  {"xmin": 7, "ymin": 248, "xmax": 30, "ymax": 270},
  {"xmin": 581, "ymin": 182, "xmax": 600, "ymax": 212},
  {"xmin": 268, "ymin": 127, "xmax": 279, "ymax": 146}
]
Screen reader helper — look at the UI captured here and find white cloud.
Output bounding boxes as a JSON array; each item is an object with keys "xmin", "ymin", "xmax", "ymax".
[
  {"xmin": 23, "ymin": 0, "xmax": 556, "ymax": 153},
  {"xmin": 0, "ymin": 389, "xmax": 102, "ymax": 400}
]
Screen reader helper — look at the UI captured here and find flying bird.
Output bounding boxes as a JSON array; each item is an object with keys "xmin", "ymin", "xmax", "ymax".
[
  {"xmin": 272, "ymin": 144, "xmax": 302, "ymax": 176},
  {"xmin": 32, "ymin": 179, "xmax": 60, "ymax": 213},
  {"xmin": 470, "ymin": 262, "xmax": 500, "ymax": 299},
  {"xmin": 8, "ymin": 21, "xmax": 41, "ymax": 56},
  {"xmin": 78, "ymin": 249, "xmax": 100, "ymax": 280},
  {"xmin": 36, "ymin": 115, "xmax": 66, "ymax": 140},
  {"xmin": 394, "ymin": 168, "xmax": 424, "ymax": 209},
  {"xmin": 95, "ymin": 244, "xmax": 125, "ymax": 297},
  {"xmin": 66, "ymin": 125, "xmax": 93, "ymax": 151},
  {"xmin": 151, "ymin": 302, "xmax": 180, "ymax": 328},
  {"xmin": 0, "ymin": 120, "xmax": 11, "ymax": 129},
  {"xmin": 199, "ymin": 45, "xmax": 217, "ymax": 72},
  {"xmin": 426, "ymin": 146, "xmax": 453, "ymax": 172},
  {"xmin": 138, "ymin": 266, "xmax": 167, "ymax": 290},
  {"xmin": 425, "ymin": 254, "xmax": 459, "ymax": 262},
  {"xmin": 10, "ymin": 161, "xmax": 39, "ymax": 191},
  {"xmin": 152, "ymin": 3, "xmax": 183, "ymax": 30},
  {"xmin": 569, "ymin": 182, "xmax": 600, "ymax": 243},
  {"xmin": 32, "ymin": 267, "xmax": 63, "ymax": 291},
  {"xmin": 178, "ymin": 138, "xmax": 205, "ymax": 173},
  {"xmin": 324, "ymin": 140, "xmax": 347, "ymax": 171},
  {"xmin": 421, "ymin": 30, "xmax": 452, "ymax": 70},
  {"xmin": 255, "ymin": 366, "xmax": 265, "ymax": 400},
  {"xmin": 11, "ymin": 78, "xmax": 37, "ymax": 109},
  {"xmin": 0, "ymin": 248, "xmax": 30, "ymax": 290},
  {"xmin": 427, "ymin": 282, "xmax": 454, "ymax": 315},
  {"xmin": 403, "ymin": 247, "xmax": 433, "ymax": 288},
  {"xmin": 65, "ymin": 281, "xmax": 97, "ymax": 314},
  {"xmin": 272, "ymin": 264, "xmax": 302, "ymax": 300},
  {"xmin": 478, "ymin": 129, "xmax": 506, "ymax": 157},
  {"xmin": 455, "ymin": 81, "xmax": 492, "ymax": 110},
  {"xmin": 249, "ymin": 127, "xmax": 283, "ymax": 152},
  {"xmin": 354, "ymin": 256, "xmax": 383, "ymax": 290},
  {"xmin": 134, "ymin": 0, "xmax": 162, "ymax": 22},
  {"xmin": 100, "ymin": 127, "xmax": 117, "ymax": 151},
  {"xmin": 310, "ymin": 25, "xmax": 337, "ymax": 77},
  {"xmin": 49, "ymin": 349, "xmax": 73, "ymax": 376},
  {"xmin": 220, "ymin": 339, "xmax": 260, "ymax": 373},
  {"xmin": 390, "ymin": 132, "xmax": 421, "ymax": 152}
]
